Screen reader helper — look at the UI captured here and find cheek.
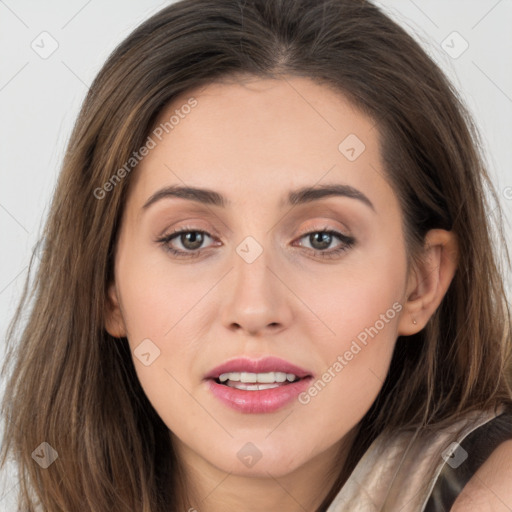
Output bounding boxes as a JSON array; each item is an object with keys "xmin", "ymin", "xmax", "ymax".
[
  {"xmin": 116, "ymin": 247, "xmax": 202, "ymax": 340},
  {"xmin": 310, "ymin": 239, "xmax": 405, "ymax": 347},
  {"xmin": 114, "ymin": 247, "xmax": 213, "ymax": 400},
  {"xmin": 297, "ymin": 239, "xmax": 405, "ymax": 412},
  {"xmin": 295, "ymin": 287, "xmax": 402, "ymax": 443},
  {"xmin": 114, "ymin": 253, "xmax": 200, "ymax": 430}
]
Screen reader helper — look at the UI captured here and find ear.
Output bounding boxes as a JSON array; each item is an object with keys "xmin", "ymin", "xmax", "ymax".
[
  {"xmin": 104, "ymin": 280, "xmax": 127, "ymax": 338},
  {"xmin": 398, "ymin": 229, "xmax": 459, "ymax": 336}
]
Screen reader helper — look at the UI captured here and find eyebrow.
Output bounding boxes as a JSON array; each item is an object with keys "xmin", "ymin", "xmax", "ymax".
[{"xmin": 142, "ymin": 183, "xmax": 375, "ymax": 212}]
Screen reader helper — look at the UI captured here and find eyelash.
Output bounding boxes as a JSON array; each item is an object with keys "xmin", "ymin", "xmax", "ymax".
[{"xmin": 156, "ymin": 225, "xmax": 356, "ymax": 260}]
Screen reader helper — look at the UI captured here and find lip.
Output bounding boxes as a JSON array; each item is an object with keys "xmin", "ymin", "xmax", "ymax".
[
  {"xmin": 204, "ymin": 356, "xmax": 314, "ymax": 414},
  {"xmin": 206, "ymin": 377, "xmax": 313, "ymax": 413},
  {"xmin": 204, "ymin": 356, "xmax": 313, "ymax": 380}
]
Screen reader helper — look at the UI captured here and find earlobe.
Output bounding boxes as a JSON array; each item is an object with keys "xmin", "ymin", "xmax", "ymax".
[
  {"xmin": 398, "ymin": 229, "xmax": 459, "ymax": 336},
  {"xmin": 104, "ymin": 281, "xmax": 127, "ymax": 338}
]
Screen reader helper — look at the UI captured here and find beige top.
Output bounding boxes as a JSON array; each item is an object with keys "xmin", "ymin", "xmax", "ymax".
[{"xmin": 327, "ymin": 408, "xmax": 503, "ymax": 511}]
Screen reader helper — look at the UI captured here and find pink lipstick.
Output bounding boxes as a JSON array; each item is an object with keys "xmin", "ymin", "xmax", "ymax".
[{"xmin": 204, "ymin": 356, "xmax": 314, "ymax": 413}]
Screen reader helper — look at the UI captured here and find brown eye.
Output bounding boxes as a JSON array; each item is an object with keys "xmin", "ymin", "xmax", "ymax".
[
  {"xmin": 295, "ymin": 229, "xmax": 356, "ymax": 259},
  {"xmin": 178, "ymin": 231, "xmax": 205, "ymax": 251},
  {"xmin": 157, "ymin": 229, "xmax": 216, "ymax": 258},
  {"xmin": 308, "ymin": 232, "xmax": 334, "ymax": 251}
]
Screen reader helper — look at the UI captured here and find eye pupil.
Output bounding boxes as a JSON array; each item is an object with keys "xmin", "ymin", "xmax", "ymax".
[
  {"xmin": 182, "ymin": 232, "xmax": 204, "ymax": 250},
  {"xmin": 310, "ymin": 232, "xmax": 332, "ymax": 250}
]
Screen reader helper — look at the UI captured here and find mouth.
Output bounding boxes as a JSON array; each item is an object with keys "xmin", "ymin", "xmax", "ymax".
[
  {"xmin": 213, "ymin": 371, "xmax": 305, "ymax": 390},
  {"xmin": 204, "ymin": 356, "xmax": 314, "ymax": 413}
]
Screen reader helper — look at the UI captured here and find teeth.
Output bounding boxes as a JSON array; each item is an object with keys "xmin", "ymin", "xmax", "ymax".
[
  {"xmin": 219, "ymin": 372, "xmax": 239, "ymax": 382},
  {"xmin": 218, "ymin": 371, "xmax": 297, "ymax": 384},
  {"xmin": 226, "ymin": 382, "xmax": 281, "ymax": 390}
]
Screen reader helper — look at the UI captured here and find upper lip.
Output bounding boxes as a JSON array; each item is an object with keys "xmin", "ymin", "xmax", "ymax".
[{"xmin": 205, "ymin": 356, "xmax": 313, "ymax": 380}]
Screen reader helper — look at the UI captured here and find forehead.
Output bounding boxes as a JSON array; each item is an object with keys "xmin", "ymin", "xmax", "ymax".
[
  {"xmin": 127, "ymin": 75, "xmax": 395, "ymax": 218},
  {"xmin": 155, "ymin": 75, "xmax": 374, "ymax": 153}
]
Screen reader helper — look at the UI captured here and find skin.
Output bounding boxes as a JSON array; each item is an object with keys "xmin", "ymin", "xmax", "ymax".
[{"xmin": 105, "ymin": 75, "xmax": 460, "ymax": 511}]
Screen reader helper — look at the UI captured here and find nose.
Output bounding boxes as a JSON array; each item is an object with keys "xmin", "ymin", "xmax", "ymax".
[{"xmin": 220, "ymin": 244, "xmax": 293, "ymax": 336}]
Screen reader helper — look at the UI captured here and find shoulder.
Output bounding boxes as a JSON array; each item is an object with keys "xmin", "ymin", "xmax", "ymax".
[{"xmin": 450, "ymin": 439, "xmax": 512, "ymax": 511}]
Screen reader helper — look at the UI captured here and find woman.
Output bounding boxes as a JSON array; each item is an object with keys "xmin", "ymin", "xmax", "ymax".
[{"xmin": 1, "ymin": 0, "xmax": 511, "ymax": 510}]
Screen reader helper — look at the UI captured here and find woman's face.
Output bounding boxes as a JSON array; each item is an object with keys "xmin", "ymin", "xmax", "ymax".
[{"xmin": 107, "ymin": 76, "xmax": 412, "ymax": 479}]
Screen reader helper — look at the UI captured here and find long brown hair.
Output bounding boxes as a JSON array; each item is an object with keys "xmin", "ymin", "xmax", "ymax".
[{"xmin": 2, "ymin": 0, "xmax": 511, "ymax": 510}]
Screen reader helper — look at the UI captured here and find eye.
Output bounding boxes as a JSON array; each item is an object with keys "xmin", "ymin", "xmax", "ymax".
[
  {"xmin": 156, "ymin": 228, "xmax": 217, "ymax": 258},
  {"xmin": 156, "ymin": 227, "xmax": 356, "ymax": 260},
  {"xmin": 294, "ymin": 229, "xmax": 355, "ymax": 259}
]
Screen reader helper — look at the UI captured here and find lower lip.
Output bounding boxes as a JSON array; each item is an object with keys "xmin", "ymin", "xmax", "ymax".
[{"xmin": 205, "ymin": 377, "xmax": 313, "ymax": 413}]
